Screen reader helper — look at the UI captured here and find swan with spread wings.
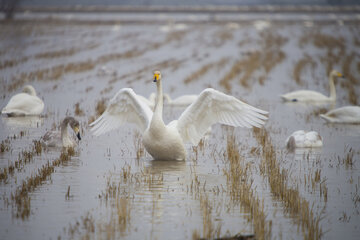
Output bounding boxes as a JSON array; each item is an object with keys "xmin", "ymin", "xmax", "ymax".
[{"xmin": 90, "ymin": 71, "xmax": 268, "ymax": 160}]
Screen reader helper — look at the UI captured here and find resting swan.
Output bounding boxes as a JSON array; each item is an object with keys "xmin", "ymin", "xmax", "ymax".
[
  {"xmin": 286, "ymin": 130, "xmax": 323, "ymax": 151},
  {"xmin": 137, "ymin": 93, "xmax": 197, "ymax": 109},
  {"xmin": 320, "ymin": 106, "xmax": 360, "ymax": 124},
  {"xmin": 1, "ymin": 85, "xmax": 44, "ymax": 116},
  {"xmin": 90, "ymin": 71, "xmax": 268, "ymax": 161},
  {"xmin": 280, "ymin": 70, "xmax": 343, "ymax": 102},
  {"xmin": 41, "ymin": 116, "xmax": 81, "ymax": 148}
]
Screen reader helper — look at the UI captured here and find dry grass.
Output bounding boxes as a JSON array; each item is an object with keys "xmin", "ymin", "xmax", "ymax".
[
  {"xmin": 34, "ymin": 48, "xmax": 76, "ymax": 59},
  {"xmin": 0, "ymin": 138, "xmax": 11, "ymax": 152},
  {"xmin": 300, "ymin": 32, "xmax": 345, "ymax": 74},
  {"xmin": 338, "ymin": 146, "xmax": 355, "ymax": 170},
  {"xmin": 341, "ymin": 53, "xmax": 359, "ymax": 105},
  {"xmin": 220, "ymin": 31, "xmax": 287, "ymax": 91},
  {"xmin": 0, "ymin": 56, "xmax": 28, "ymax": 70},
  {"xmin": 11, "ymin": 147, "xmax": 75, "ymax": 219},
  {"xmin": 0, "ymin": 139, "xmax": 42, "ymax": 183},
  {"xmin": 183, "ymin": 58, "xmax": 229, "ymax": 84},
  {"xmin": 253, "ymin": 128, "xmax": 323, "ymax": 239},
  {"xmin": 293, "ymin": 55, "xmax": 317, "ymax": 85},
  {"xmin": 222, "ymin": 135, "xmax": 271, "ymax": 240},
  {"xmin": 74, "ymin": 102, "xmax": 85, "ymax": 116},
  {"xmin": 199, "ymin": 193, "xmax": 222, "ymax": 239}
]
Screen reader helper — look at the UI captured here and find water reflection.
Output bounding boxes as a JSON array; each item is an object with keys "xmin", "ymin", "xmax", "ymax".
[
  {"xmin": 143, "ymin": 159, "xmax": 186, "ymax": 175},
  {"xmin": 283, "ymin": 100, "xmax": 335, "ymax": 109},
  {"xmin": 288, "ymin": 147, "xmax": 322, "ymax": 162},
  {"xmin": 1, "ymin": 115, "xmax": 44, "ymax": 128}
]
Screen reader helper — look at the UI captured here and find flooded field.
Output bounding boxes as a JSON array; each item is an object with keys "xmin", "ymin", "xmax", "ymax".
[{"xmin": 1, "ymin": 9, "xmax": 360, "ymax": 239}]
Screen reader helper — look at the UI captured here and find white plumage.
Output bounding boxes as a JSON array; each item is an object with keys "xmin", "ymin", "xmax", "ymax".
[
  {"xmin": 280, "ymin": 70, "xmax": 343, "ymax": 103},
  {"xmin": 286, "ymin": 130, "xmax": 323, "ymax": 151},
  {"xmin": 1, "ymin": 85, "xmax": 44, "ymax": 116},
  {"xmin": 90, "ymin": 71, "xmax": 268, "ymax": 161},
  {"xmin": 320, "ymin": 106, "xmax": 360, "ymax": 124},
  {"xmin": 136, "ymin": 93, "xmax": 198, "ymax": 110}
]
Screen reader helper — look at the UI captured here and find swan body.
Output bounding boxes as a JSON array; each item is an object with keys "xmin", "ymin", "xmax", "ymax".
[
  {"xmin": 42, "ymin": 116, "xmax": 81, "ymax": 148},
  {"xmin": 286, "ymin": 130, "xmax": 323, "ymax": 150},
  {"xmin": 90, "ymin": 71, "xmax": 268, "ymax": 161},
  {"xmin": 280, "ymin": 70, "xmax": 343, "ymax": 102},
  {"xmin": 320, "ymin": 106, "xmax": 360, "ymax": 124},
  {"xmin": 1, "ymin": 85, "xmax": 44, "ymax": 116}
]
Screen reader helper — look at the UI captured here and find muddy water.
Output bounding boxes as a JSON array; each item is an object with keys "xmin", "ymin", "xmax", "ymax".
[{"xmin": 0, "ymin": 10, "xmax": 360, "ymax": 239}]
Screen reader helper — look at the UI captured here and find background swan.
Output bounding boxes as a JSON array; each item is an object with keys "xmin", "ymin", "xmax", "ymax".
[
  {"xmin": 166, "ymin": 94, "xmax": 198, "ymax": 107},
  {"xmin": 320, "ymin": 106, "xmax": 360, "ymax": 124},
  {"xmin": 42, "ymin": 116, "xmax": 81, "ymax": 148},
  {"xmin": 90, "ymin": 71, "xmax": 268, "ymax": 161},
  {"xmin": 1, "ymin": 85, "xmax": 44, "ymax": 116},
  {"xmin": 280, "ymin": 70, "xmax": 343, "ymax": 102},
  {"xmin": 286, "ymin": 130, "xmax": 323, "ymax": 151},
  {"xmin": 137, "ymin": 93, "xmax": 197, "ymax": 109}
]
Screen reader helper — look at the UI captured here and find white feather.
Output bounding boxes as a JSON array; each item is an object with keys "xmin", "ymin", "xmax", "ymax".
[{"xmin": 89, "ymin": 88, "xmax": 153, "ymax": 136}]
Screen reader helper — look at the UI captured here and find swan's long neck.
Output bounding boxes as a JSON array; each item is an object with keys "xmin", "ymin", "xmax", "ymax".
[
  {"xmin": 329, "ymin": 74, "xmax": 336, "ymax": 101},
  {"xmin": 60, "ymin": 120, "xmax": 71, "ymax": 146},
  {"xmin": 151, "ymin": 80, "xmax": 166, "ymax": 130}
]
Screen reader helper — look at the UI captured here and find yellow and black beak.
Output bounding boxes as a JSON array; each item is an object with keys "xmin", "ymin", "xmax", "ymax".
[
  {"xmin": 153, "ymin": 73, "xmax": 159, "ymax": 82},
  {"xmin": 337, "ymin": 72, "xmax": 344, "ymax": 78},
  {"xmin": 74, "ymin": 127, "xmax": 81, "ymax": 140}
]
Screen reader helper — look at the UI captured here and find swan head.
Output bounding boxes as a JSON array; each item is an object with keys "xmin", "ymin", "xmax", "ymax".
[
  {"xmin": 22, "ymin": 85, "xmax": 37, "ymax": 96},
  {"xmin": 153, "ymin": 71, "xmax": 162, "ymax": 83},
  {"xmin": 64, "ymin": 116, "xmax": 81, "ymax": 140},
  {"xmin": 330, "ymin": 70, "xmax": 343, "ymax": 79}
]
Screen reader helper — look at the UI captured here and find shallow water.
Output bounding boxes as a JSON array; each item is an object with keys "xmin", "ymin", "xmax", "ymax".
[{"xmin": 0, "ymin": 9, "xmax": 360, "ymax": 240}]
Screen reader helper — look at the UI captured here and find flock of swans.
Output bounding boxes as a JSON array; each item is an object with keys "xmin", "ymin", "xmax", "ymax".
[
  {"xmin": 1, "ymin": 69, "xmax": 359, "ymax": 158},
  {"xmin": 281, "ymin": 70, "xmax": 360, "ymax": 149}
]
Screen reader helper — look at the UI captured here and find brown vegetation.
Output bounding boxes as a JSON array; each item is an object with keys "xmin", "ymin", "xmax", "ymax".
[
  {"xmin": 11, "ymin": 147, "xmax": 75, "ymax": 219},
  {"xmin": 184, "ymin": 58, "xmax": 229, "ymax": 84},
  {"xmin": 253, "ymin": 128, "xmax": 323, "ymax": 239},
  {"xmin": 293, "ymin": 55, "xmax": 317, "ymax": 85},
  {"xmin": 220, "ymin": 31, "xmax": 287, "ymax": 92},
  {"xmin": 223, "ymin": 135, "xmax": 272, "ymax": 240}
]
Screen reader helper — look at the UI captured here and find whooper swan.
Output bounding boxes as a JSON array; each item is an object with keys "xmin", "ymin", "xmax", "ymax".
[
  {"xmin": 41, "ymin": 116, "xmax": 81, "ymax": 148},
  {"xmin": 286, "ymin": 130, "xmax": 323, "ymax": 151},
  {"xmin": 90, "ymin": 71, "xmax": 268, "ymax": 161},
  {"xmin": 320, "ymin": 106, "xmax": 360, "ymax": 124},
  {"xmin": 1, "ymin": 85, "xmax": 44, "ymax": 116},
  {"xmin": 280, "ymin": 70, "xmax": 343, "ymax": 102}
]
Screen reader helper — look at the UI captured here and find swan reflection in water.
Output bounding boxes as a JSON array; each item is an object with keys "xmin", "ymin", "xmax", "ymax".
[{"xmin": 1, "ymin": 115, "xmax": 44, "ymax": 128}]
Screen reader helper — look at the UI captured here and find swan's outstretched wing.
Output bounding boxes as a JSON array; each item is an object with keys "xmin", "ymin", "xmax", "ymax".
[
  {"xmin": 176, "ymin": 88, "xmax": 268, "ymax": 145},
  {"xmin": 89, "ymin": 88, "xmax": 153, "ymax": 136}
]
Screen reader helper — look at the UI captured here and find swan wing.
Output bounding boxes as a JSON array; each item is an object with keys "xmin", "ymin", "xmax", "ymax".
[
  {"xmin": 136, "ymin": 94, "xmax": 154, "ymax": 109},
  {"xmin": 176, "ymin": 88, "xmax": 268, "ymax": 145},
  {"xmin": 89, "ymin": 88, "xmax": 153, "ymax": 136}
]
